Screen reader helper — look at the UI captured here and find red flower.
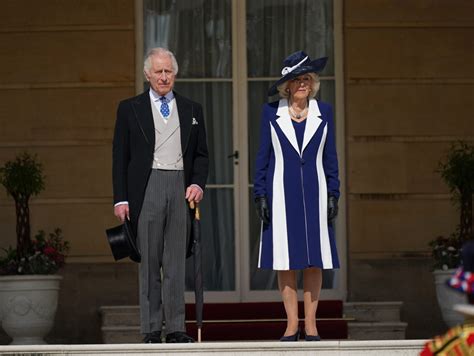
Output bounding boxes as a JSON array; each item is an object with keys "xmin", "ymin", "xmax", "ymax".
[{"xmin": 43, "ymin": 246, "xmax": 56, "ymax": 255}]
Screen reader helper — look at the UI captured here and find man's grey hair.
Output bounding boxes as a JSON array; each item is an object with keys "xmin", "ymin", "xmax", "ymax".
[
  {"xmin": 143, "ymin": 47, "xmax": 179, "ymax": 75},
  {"xmin": 277, "ymin": 72, "xmax": 320, "ymax": 99}
]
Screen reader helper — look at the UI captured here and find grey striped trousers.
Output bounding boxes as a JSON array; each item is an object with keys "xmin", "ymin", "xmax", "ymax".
[{"xmin": 137, "ymin": 169, "xmax": 188, "ymax": 334}]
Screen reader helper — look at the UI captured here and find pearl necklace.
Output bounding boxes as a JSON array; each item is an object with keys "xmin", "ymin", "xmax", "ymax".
[{"xmin": 288, "ymin": 103, "xmax": 308, "ymax": 119}]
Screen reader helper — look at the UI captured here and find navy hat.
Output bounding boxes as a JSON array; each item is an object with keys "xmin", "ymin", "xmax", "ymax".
[
  {"xmin": 268, "ymin": 50, "xmax": 328, "ymax": 96},
  {"xmin": 105, "ymin": 219, "xmax": 141, "ymax": 263}
]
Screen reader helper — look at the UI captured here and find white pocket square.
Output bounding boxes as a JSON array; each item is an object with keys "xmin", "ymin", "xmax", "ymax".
[{"xmin": 192, "ymin": 118, "xmax": 198, "ymax": 125}]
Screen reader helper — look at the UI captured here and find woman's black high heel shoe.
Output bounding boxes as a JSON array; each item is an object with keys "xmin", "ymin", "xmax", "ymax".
[
  {"xmin": 304, "ymin": 334, "xmax": 321, "ymax": 341},
  {"xmin": 280, "ymin": 330, "xmax": 299, "ymax": 341}
]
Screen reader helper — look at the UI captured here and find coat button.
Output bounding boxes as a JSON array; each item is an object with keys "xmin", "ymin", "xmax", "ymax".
[{"xmin": 301, "ymin": 158, "xmax": 305, "ymax": 165}]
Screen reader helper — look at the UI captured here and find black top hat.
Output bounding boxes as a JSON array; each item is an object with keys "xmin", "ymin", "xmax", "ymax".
[
  {"xmin": 267, "ymin": 50, "xmax": 328, "ymax": 96},
  {"xmin": 105, "ymin": 219, "xmax": 141, "ymax": 263}
]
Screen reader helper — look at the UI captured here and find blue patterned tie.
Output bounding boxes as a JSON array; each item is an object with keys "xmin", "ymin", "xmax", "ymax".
[{"xmin": 160, "ymin": 96, "xmax": 170, "ymax": 118}]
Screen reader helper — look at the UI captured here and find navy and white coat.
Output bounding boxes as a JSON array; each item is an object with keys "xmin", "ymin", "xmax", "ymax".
[{"xmin": 254, "ymin": 98, "xmax": 340, "ymax": 271}]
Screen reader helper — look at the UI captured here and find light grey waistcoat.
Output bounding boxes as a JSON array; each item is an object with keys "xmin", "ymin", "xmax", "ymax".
[{"xmin": 151, "ymin": 100, "xmax": 184, "ymax": 170}]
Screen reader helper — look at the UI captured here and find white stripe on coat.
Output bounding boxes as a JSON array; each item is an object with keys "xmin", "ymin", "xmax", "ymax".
[
  {"xmin": 276, "ymin": 99, "xmax": 323, "ymax": 157},
  {"xmin": 275, "ymin": 102, "xmax": 300, "ymax": 156},
  {"xmin": 301, "ymin": 99, "xmax": 322, "ymax": 154},
  {"xmin": 270, "ymin": 123, "xmax": 289, "ymax": 270},
  {"xmin": 316, "ymin": 124, "xmax": 333, "ymax": 268}
]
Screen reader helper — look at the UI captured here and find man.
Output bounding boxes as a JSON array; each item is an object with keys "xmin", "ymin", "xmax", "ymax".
[
  {"xmin": 112, "ymin": 47, "xmax": 209, "ymax": 343},
  {"xmin": 421, "ymin": 241, "xmax": 474, "ymax": 355}
]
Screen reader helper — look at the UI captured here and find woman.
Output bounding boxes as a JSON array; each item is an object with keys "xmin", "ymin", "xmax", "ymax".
[{"xmin": 254, "ymin": 50, "xmax": 340, "ymax": 341}]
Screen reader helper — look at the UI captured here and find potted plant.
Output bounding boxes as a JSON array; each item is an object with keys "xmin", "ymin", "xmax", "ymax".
[
  {"xmin": 431, "ymin": 141, "xmax": 474, "ymax": 327},
  {"xmin": 0, "ymin": 152, "xmax": 69, "ymax": 345}
]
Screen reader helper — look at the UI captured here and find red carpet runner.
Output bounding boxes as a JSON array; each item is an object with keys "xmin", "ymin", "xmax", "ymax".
[{"xmin": 185, "ymin": 301, "xmax": 347, "ymax": 341}]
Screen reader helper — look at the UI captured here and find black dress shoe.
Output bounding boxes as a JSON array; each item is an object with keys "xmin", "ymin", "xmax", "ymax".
[
  {"xmin": 143, "ymin": 331, "xmax": 162, "ymax": 343},
  {"xmin": 305, "ymin": 334, "xmax": 321, "ymax": 341},
  {"xmin": 280, "ymin": 330, "xmax": 299, "ymax": 341},
  {"xmin": 165, "ymin": 331, "xmax": 195, "ymax": 343}
]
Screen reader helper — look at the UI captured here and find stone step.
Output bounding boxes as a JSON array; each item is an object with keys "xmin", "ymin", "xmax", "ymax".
[
  {"xmin": 343, "ymin": 302, "xmax": 403, "ymax": 322},
  {"xmin": 344, "ymin": 302, "xmax": 407, "ymax": 340},
  {"xmin": 100, "ymin": 306, "xmax": 140, "ymax": 327},
  {"xmin": 348, "ymin": 322, "xmax": 408, "ymax": 340},
  {"xmin": 100, "ymin": 301, "xmax": 407, "ymax": 342},
  {"xmin": 99, "ymin": 302, "xmax": 347, "ymax": 342},
  {"xmin": 100, "ymin": 301, "xmax": 344, "ymax": 328},
  {"xmin": 101, "ymin": 320, "xmax": 348, "ymax": 344},
  {"xmin": 101, "ymin": 326, "xmax": 141, "ymax": 344},
  {"xmin": 101, "ymin": 322, "xmax": 408, "ymax": 344},
  {"xmin": 0, "ymin": 340, "xmax": 427, "ymax": 355}
]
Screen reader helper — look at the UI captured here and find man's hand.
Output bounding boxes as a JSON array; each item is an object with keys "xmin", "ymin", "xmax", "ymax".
[
  {"xmin": 114, "ymin": 204, "xmax": 129, "ymax": 222},
  {"xmin": 185, "ymin": 185, "xmax": 203, "ymax": 203}
]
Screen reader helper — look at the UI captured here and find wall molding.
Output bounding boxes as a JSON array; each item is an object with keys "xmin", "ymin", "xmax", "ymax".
[
  {"xmin": 0, "ymin": 25, "xmax": 134, "ymax": 33},
  {"xmin": 0, "ymin": 197, "xmax": 112, "ymax": 206},
  {"xmin": 0, "ymin": 82, "xmax": 134, "ymax": 90},
  {"xmin": 347, "ymin": 78, "xmax": 474, "ymax": 85},
  {"xmin": 346, "ymin": 21, "xmax": 474, "ymax": 29},
  {"xmin": 0, "ymin": 140, "xmax": 110, "ymax": 148},
  {"xmin": 349, "ymin": 193, "xmax": 452, "ymax": 200},
  {"xmin": 351, "ymin": 251, "xmax": 431, "ymax": 260},
  {"xmin": 349, "ymin": 136, "xmax": 474, "ymax": 143}
]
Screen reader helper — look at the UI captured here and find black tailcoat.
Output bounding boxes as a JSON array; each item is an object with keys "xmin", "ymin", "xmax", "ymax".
[{"xmin": 112, "ymin": 90, "xmax": 209, "ymax": 235}]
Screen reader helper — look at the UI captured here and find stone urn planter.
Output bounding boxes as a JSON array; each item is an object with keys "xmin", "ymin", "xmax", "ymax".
[
  {"xmin": 433, "ymin": 269, "xmax": 465, "ymax": 327},
  {"xmin": 0, "ymin": 275, "xmax": 62, "ymax": 345}
]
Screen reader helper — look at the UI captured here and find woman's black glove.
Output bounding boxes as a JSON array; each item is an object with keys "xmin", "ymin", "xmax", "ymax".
[
  {"xmin": 254, "ymin": 196, "xmax": 270, "ymax": 225},
  {"xmin": 328, "ymin": 195, "xmax": 338, "ymax": 222}
]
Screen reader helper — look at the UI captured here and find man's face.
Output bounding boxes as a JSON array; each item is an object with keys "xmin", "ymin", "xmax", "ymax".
[{"xmin": 145, "ymin": 54, "xmax": 176, "ymax": 96}]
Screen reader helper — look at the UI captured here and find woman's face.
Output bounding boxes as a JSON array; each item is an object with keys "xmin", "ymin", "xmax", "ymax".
[{"xmin": 287, "ymin": 74, "xmax": 313, "ymax": 100}]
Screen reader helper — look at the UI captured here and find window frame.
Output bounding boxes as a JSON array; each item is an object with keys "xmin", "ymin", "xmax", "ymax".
[{"xmin": 134, "ymin": 0, "xmax": 346, "ymax": 302}]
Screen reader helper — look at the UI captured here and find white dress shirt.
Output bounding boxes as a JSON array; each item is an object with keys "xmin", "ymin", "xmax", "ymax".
[{"xmin": 149, "ymin": 89, "xmax": 175, "ymax": 124}]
